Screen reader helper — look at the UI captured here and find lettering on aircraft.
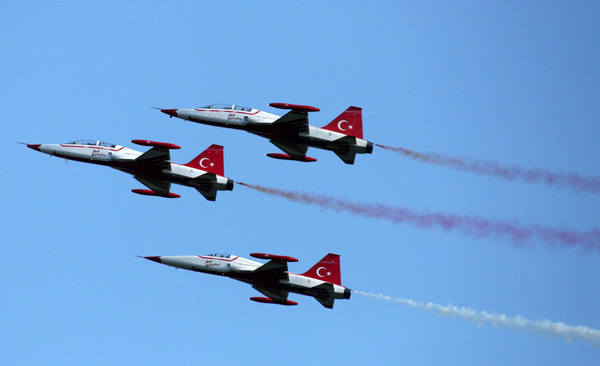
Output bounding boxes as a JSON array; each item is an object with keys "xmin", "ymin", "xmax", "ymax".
[
  {"xmin": 227, "ymin": 113, "xmax": 242, "ymax": 121},
  {"xmin": 205, "ymin": 260, "xmax": 220, "ymax": 268},
  {"xmin": 91, "ymin": 149, "xmax": 107, "ymax": 158}
]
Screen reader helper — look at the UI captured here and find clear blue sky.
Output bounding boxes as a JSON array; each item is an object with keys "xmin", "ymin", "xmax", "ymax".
[{"xmin": 3, "ymin": 1, "xmax": 599, "ymax": 364}]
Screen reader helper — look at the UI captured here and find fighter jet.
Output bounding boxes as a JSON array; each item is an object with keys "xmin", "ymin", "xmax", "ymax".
[
  {"xmin": 158, "ymin": 103, "xmax": 374, "ymax": 164},
  {"xmin": 141, "ymin": 252, "xmax": 351, "ymax": 308},
  {"xmin": 22, "ymin": 140, "xmax": 234, "ymax": 200}
]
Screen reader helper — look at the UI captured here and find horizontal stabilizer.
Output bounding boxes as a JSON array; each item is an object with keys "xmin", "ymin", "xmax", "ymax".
[
  {"xmin": 334, "ymin": 150, "xmax": 357, "ymax": 165},
  {"xmin": 189, "ymin": 174, "xmax": 233, "ymax": 201},
  {"xmin": 306, "ymin": 283, "xmax": 336, "ymax": 309},
  {"xmin": 195, "ymin": 186, "xmax": 217, "ymax": 201},
  {"xmin": 327, "ymin": 136, "xmax": 361, "ymax": 164}
]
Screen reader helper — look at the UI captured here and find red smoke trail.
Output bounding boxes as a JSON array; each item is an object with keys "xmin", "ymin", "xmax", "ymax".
[
  {"xmin": 376, "ymin": 144, "xmax": 600, "ymax": 194},
  {"xmin": 237, "ymin": 182, "xmax": 600, "ymax": 251}
]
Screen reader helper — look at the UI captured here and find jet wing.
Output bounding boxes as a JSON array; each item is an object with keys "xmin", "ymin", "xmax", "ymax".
[
  {"xmin": 248, "ymin": 255, "xmax": 294, "ymax": 304},
  {"xmin": 134, "ymin": 147, "xmax": 171, "ymax": 170},
  {"xmin": 269, "ymin": 139, "xmax": 309, "ymax": 160},
  {"xmin": 247, "ymin": 110, "xmax": 308, "ymax": 145},
  {"xmin": 251, "ymin": 285, "xmax": 290, "ymax": 304},
  {"xmin": 252, "ymin": 259, "xmax": 290, "ymax": 280},
  {"xmin": 271, "ymin": 110, "xmax": 310, "ymax": 135},
  {"xmin": 134, "ymin": 175, "xmax": 172, "ymax": 195}
]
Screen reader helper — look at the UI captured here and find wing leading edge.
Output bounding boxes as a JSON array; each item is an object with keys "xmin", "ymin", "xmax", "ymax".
[{"xmin": 133, "ymin": 146, "xmax": 172, "ymax": 170}]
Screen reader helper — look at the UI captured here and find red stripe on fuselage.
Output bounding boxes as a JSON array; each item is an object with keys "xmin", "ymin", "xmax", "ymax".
[{"xmin": 60, "ymin": 144, "xmax": 125, "ymax": 152}]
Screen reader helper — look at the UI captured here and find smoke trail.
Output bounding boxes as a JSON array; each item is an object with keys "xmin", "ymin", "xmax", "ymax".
[
  {"xmin": 354, "ymin": 290, "xmax": 600, "ymax": 346},
  {"xmin": 237, "ymin": 182, "xmax": 600, "ymax": 251},
  {"xmin": 376, "ymin": 144, "xmax": 600, "ymax": 194}
]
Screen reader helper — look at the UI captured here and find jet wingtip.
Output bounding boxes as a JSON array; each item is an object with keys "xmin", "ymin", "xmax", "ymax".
[
  {"xmin": 266, "ymin": 153, "xmax": 317, "ymax": 162},
  {"xmin": 249, "ymin": 297, "xmax": 298, "ymax": 306},
  {"xmin": 269, "ymin": 103, "xmax": 320, "ymax": 112}
]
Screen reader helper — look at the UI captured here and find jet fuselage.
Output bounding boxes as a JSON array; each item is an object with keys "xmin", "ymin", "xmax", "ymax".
[
  {"xmin": 25, "ymin": 140, "xmax": 233, "ymax": 200},
  {"xmin": 144, "ymin": 253, "xmax": 351, "ymax": 308},
  {"xmin": 161, "ymin": 104, "xmax": 373, "ymax": 164}
]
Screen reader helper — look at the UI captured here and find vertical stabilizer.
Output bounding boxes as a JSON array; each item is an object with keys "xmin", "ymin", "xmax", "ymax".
[
  {"xmin": 183, "ymin": 144, "xmax": 225, "ymax": 176},
  {"xmin": 301, "ymin": 253, "xmax": 342, "ymax": 286},
  {"xmin": 321, "ymin": 107, "xmax": 363, "ymax": 139}
]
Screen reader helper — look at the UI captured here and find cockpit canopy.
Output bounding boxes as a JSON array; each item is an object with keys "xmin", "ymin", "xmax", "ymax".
[
  {"xmin": 200, "ymin": 104, "xmax": 252, "ymax": 111},
  {"xmin": 206, "ymin": 253, "xmax": 232, "ymax": 259},
  {"xmin": 65, "ymin": 140, "xmax": 117, "ymax": 148}
]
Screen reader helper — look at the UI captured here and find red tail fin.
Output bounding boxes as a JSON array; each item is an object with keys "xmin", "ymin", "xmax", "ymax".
[
  {"xmin": 183, "ymin": 144, "xmax": 224, "ymax": 176},
  {"xmin": 321, "ymin": 106, "xmax": 363, "ymax": 139},
  {"xmin": 301, "ymin": 253, "xmax": 342, "ymax": 286}
]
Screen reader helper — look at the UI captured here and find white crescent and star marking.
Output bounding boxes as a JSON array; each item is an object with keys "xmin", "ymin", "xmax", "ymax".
[
  {"xmin": 316, "ymin": 267, "xmax": 331, "ymax": 277},
  {"xmin": 199, "ymin": 158, "xmax": 214, "ymax": 169},
  {"xmin": 337, "ymin": 120, "xmax": 353, "ymax": 131}
]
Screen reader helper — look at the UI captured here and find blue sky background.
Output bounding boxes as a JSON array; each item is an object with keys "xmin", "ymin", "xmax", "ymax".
[{"xmin": 3, "ymin": 1, "xmax": 599, "ymax": 364}]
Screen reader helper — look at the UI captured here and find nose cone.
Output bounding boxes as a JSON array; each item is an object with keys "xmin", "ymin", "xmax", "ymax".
[
  {"xmin": 144, "ymin": 256, "xmax": 162, "ymax": 264},
  {"xmin": 27, "ymin": 144, "xmax": 41, "ymax": 151},
  {"xmin": 161, "ymin": 109, "xmax": 178, "ymax": 118}
]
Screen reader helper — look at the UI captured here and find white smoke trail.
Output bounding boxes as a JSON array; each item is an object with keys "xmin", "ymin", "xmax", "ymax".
[{"xmin": 354, "ymin": 290, "xmax": 600, "ymax": 347}]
